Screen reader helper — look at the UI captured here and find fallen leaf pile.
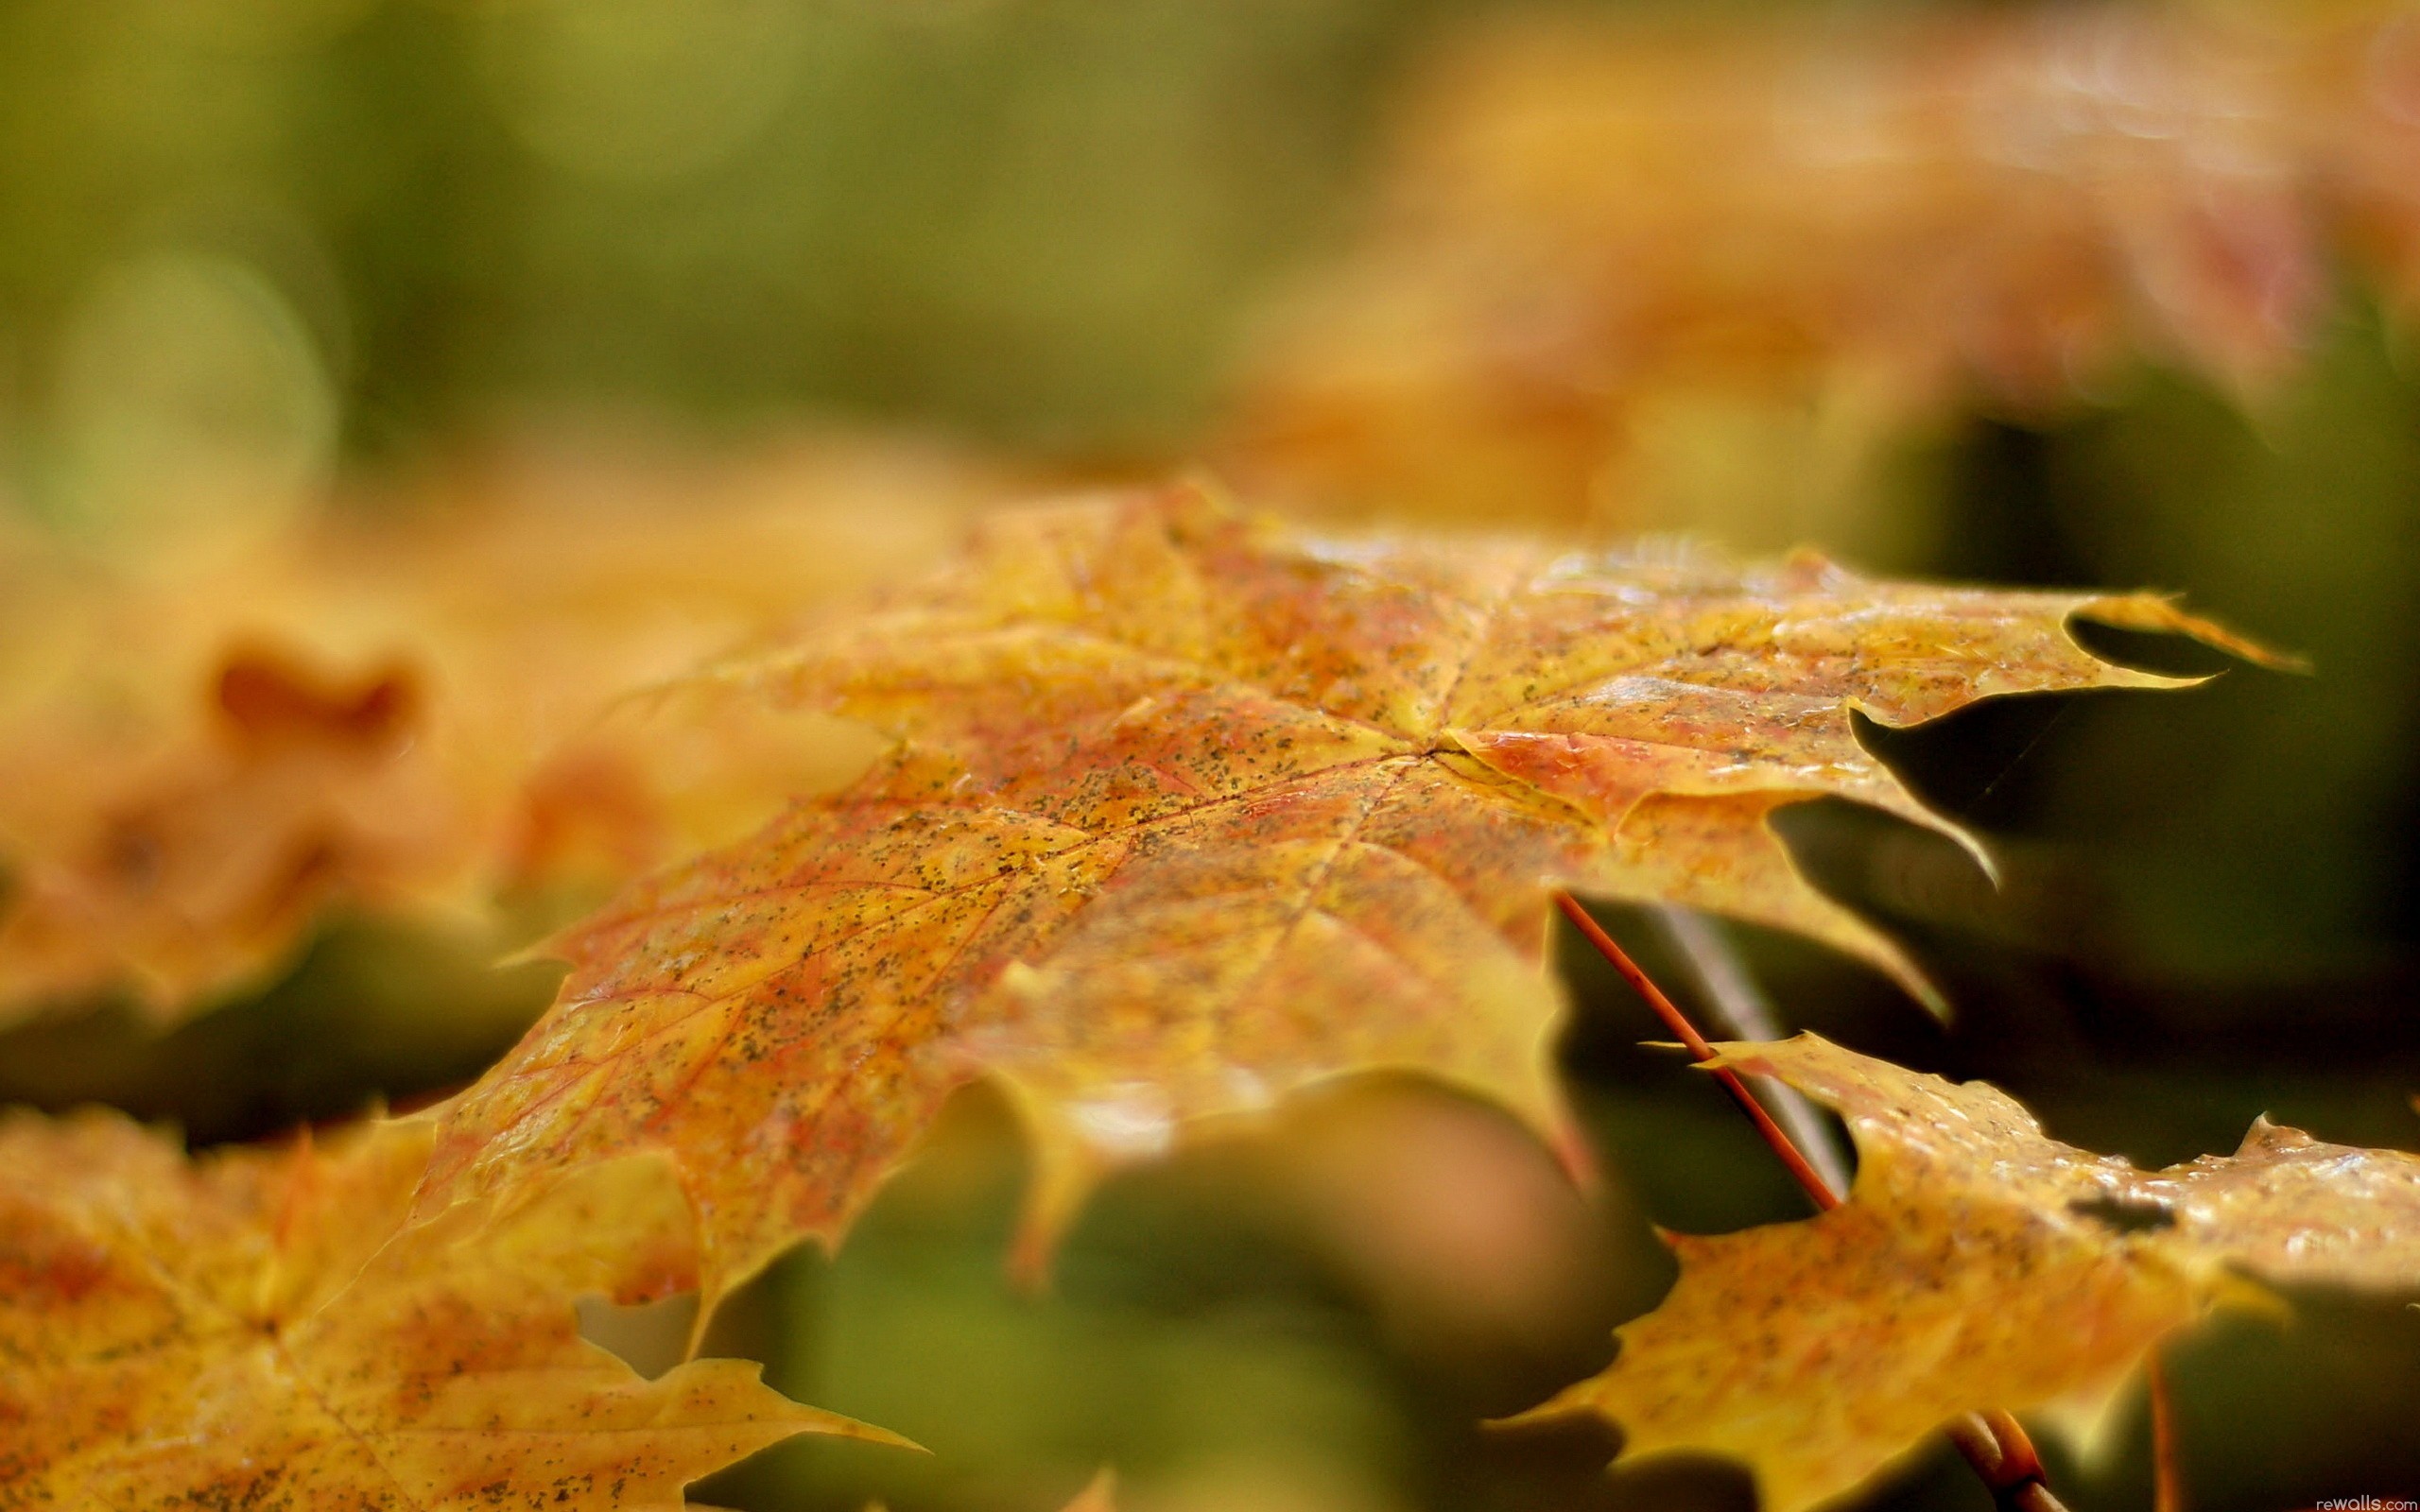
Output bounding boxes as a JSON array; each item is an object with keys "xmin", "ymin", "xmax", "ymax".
[
  {"xmin": 1227, "ymin": 3, "xmax": 2420, "ymax": 525},
  {"xmin": 416, "ymin": 486, "xmax": 2274, "ymax": 1302},
  {"xmin": 1521, "ymin": 1035, "xmax": 2420, "ymax": 1512},
  {"xmin": 0, "ymin": 435, "xmax": 999, "ymax": 1025}
]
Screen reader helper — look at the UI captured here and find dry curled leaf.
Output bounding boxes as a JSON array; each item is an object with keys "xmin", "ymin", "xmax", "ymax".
[
  {"xmin": 1225, "ymin": 4, "xmax": 2418, "ymax": 528},
  {"xmin": 0, "ymin": 435, "xmax": 995, "ymax": 1025},
  {"xmin": 1519, "ymin": 1034, "xmax": 2420, "ymax": 1512},
  {"xmin": 0, "ymin": 1109, "xmax": 896, "ymax": 1510},
  {"xmin": 417, "ymin": 486, "xmax": 2269, "ymax": 1302}
]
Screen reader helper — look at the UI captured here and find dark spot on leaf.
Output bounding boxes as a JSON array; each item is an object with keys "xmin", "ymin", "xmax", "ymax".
[{"xmin": 2067, "ymin": 1193, "xmax": 2176, "ymax": 1234}]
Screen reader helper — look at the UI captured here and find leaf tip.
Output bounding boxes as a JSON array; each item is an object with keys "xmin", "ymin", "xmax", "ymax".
[{"xmin": 2071, "ymin": 594, "xmax": 2308, "ymax": 675}]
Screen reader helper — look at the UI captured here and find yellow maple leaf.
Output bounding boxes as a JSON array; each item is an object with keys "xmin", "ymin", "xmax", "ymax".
[
  {"xmin": 413, "ymin": 485, "xmax": 2273, "ymax": 1304},
  {"xmin": 0, "ymin": 1110, "xmax": 899, "ymax": 1508},
  {"xmin": 1517, "ymin": 1034, "xmax": 2420, "ymax": 1512},
  {"xmin": 0, "ymin": 437, "xmax": 994, "ymax": 1026}
]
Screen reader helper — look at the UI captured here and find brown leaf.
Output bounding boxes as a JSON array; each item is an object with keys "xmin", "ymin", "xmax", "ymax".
[
  {"xmin": 1518, "ymin": 1034, "xmax": 2420, "ymax": 1512},
  {"xmin": 416, "ymin": 486, "xmax": 2269, "ymax": 1301},
  {"xmin": 0, "ymin": 436, "xmax": 995, "ymax": 1025},
  {"xmin": 0, "ymin": 1109, "xmax": 898, "ymax": 1509}
]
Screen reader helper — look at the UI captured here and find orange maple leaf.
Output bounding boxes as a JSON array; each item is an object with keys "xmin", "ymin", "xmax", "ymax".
[
  {"xmin": 1224, "ymin": 4, "xmax": 2420, "ymax": 526},
  {"xmin": 1517, "ymin": 1034, "xmax": 2420, "ymax": 1512},
  {"xmin": 0, "ymin": 1109, "xmax": 899, "ymax": 1509},
  {"xmin": 410, "ymin": 486, "xmax": 2273, "ymax": 1306},
  {"xmin": 0, "ymin": 438, "xmax": 991, "ymax": 1025}
]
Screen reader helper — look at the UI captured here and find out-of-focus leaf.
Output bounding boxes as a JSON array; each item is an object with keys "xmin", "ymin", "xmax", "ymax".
[
  {"xmin": 1060, "ymin": 1468, "xmax": 1117, "ymax": 1512},
  {"xmin": 1225, "ymin": 4, "xmax": 2418, "ymax": 529},
  {"xmin": 417, "ymin": 485, "xmax": 2269, "ymax": 1305},
  {"xmin": 0, "ymin": 1109, "xmax": 900, "ymax": 1510},
  {"xmin": 1520, "ymin": 1034, "xmax": 2420, "ymax": 1512},
  {"xmin": 0, "ymin": 435, "xmax": 1002, "ymax": 1026}
]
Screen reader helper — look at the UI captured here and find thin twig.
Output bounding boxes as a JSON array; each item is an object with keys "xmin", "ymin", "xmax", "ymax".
[
  {"xmin": 1556, "ymin": 890, "xmax": 2068, "ymax": 1512},
  {"xmin": 1650, "ymin": 905, "xmax": 1855, "ymax": 1197}
]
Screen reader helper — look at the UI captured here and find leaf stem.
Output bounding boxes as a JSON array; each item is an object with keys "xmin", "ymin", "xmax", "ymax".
[
  {"xmin": 1944, "ymin": 1412, "xmax": 2068, "ymax": 1512},
  {"xmin": 1552, "ymin": 891, "xmax": 1839, "ymax": 1211},
  {"xmin": 1554, "ymin": 890, "xmax": 2070, "ymax": 1512},
  {"xmin": 2150, "ymin": 1350, "xmax": 2183, "ymax": 1512},
  {"xmin": 1649, "ymin": 904, "xmax": 1855, "ymax": 1198}
]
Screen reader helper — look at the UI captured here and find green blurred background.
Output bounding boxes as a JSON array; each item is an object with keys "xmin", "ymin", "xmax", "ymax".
[
  {"xmin": 2, "ymin": 1, "xmax": 2416, "ymax": 1509},
  {"xmin": 0, "ymin": 0, "xmax": 1425, "ymax": 471}
]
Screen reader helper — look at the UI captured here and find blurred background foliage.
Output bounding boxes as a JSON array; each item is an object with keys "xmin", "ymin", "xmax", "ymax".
[
  {"xmin": 2, "ymin": 1, "xmax": 2417, "ymax": 1509},
  {"xmin": 0, "ymin": 0, "xmax": 1424, "ymax": 469}
]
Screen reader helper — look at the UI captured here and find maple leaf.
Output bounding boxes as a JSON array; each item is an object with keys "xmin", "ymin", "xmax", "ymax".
[
  {"xmin": 1221, "ymin": 5, "xmax": 2416, "ymax": 525},
  {"xmin": 415, "ymin": 486, "xmax": 2273, "ymax": 1304},
  {"xmin": 0, "ymin": 1108, "xmax": 899, "ymax": 1510},
  {"xmin": 1516, "ymin": 1034, "xmax": 2420, "ymax": 1512},
  {"xmin": 0, "ymin": 437, "xmax": 991, "ymax": 1025}
]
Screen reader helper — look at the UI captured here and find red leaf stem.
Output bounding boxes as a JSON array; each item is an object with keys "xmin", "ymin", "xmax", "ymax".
[{"xmin": 1553, "ymin": 891, "xmax": 1840, "ymax": 1211}]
